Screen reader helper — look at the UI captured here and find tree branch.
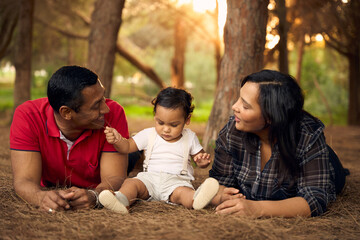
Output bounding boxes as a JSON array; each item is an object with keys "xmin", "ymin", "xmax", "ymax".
[
  {"xmin": 116, "ymin": 43, "xmax": 166, "ymax": 89},
  {"xmin": 323, "ymin": 34, "xmax": 349, "ymax": 57},
  {"xmin": 34, "ymin": 16, "xmax": 88, "ymax": 39}
]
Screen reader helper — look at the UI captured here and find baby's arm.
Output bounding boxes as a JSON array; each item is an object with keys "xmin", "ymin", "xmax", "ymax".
[
  {"xmin": 104, "ymin": 127, "xmax": 139, "ymax": 153},
  {"xmin": 192, "ymin": 150, "xmax": 211, "ymax": 168}
]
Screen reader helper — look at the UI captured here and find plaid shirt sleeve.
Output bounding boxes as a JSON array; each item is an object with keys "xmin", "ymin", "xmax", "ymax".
[
  {"xmin": 209, "ymin": 118, "xmax": 237, "ymax": 188},
  {"xmin": 296, "ymin": 133, "xmax": 335, "ymax": 217}
]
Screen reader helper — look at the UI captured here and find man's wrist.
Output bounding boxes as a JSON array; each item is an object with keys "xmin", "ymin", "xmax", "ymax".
[{"xmin": 88, "ymin": 189, "xmax": 101, "ymax": 208}]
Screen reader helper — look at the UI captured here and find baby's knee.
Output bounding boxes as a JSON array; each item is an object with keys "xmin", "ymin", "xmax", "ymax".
[{"xmin": 170, "ymin": 187, "xmax": 194, "ymax": 208}]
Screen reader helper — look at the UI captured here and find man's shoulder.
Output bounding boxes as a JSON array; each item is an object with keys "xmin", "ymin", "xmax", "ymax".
[
  {"xmin": 17, "ymin": 98, "xmax": 48, "ymax": 109},
  {"xmin": 14, "ymin": 98, "xmax": 50, "ymax": 116}
]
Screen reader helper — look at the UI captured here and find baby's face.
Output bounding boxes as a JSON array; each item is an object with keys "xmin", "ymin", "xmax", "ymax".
[{"xmin": 154, "ymin": 105, "xmax": 190, "ymax": 142}]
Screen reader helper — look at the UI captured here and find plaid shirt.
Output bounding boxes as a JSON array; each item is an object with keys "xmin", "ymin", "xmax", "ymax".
[{"xmin": 209, "ymin": 114, "xmax": 336, "ymax": 217}]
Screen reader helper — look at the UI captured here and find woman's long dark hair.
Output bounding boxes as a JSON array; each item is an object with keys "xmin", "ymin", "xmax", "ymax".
[{"xmin": 241, "ymin": 70, "xmax": 304, "ymax": 183}]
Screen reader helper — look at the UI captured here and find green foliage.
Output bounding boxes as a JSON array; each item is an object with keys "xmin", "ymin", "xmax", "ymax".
[
  {"xmin": 289, "ymin": 45, "xmax": 348, "ymax": 125},
  {"xmin": 0, "ymin": 0, "xmax": 351, "ymax": 128},
  {"xmin": 122, "ymin": 103, "xmax": 211, "ymax": 123},
  {"xmin": 123, "ymin": 105, "xmax": 154, "ymax": 119}
]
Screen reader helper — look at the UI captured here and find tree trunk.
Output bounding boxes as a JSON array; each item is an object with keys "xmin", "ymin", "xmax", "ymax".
[
  {"xmin": 214, "ymin": 0, "xmax": 221, "ymax": 86},
  {"xmin": 13, "ymin": 0, "xmax": 34, "ymax": 111},
  {"xmin": 277, "ymin": 0, "xmax": 289, "ymax": 74},
  {"xmin": 295, "ymin": 32, "xmax": 305, "ymax": 84},
  {"xmin": 0, "ymin": 0, "xmax": 19, "ymax": 60},
  {"xmin": 87, "ymin": 0, "xmax": 125, "ymax": 98},
  {"xmin": 347, "ymin": 52, "xmax": 360, "ymax": 125},
  {"xmin": 171, "ymin": 18, "xmax": 187, "ymax": 88},
  {"xmin": 35, "ymin": 13, "xmax": 166, "ymax": 89},
  {"xmin": 202, "ymin": 0, "xmax": 269, "ymax": 151}
]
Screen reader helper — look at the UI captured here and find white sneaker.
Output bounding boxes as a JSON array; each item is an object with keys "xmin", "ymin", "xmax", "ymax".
[
  {"xmin": 193, "ymin": 177, "xmax": 219, "ymax": 210},
  {"xmin": 99, "ymin": 190, "xmax": 129, "ymax": 214}
]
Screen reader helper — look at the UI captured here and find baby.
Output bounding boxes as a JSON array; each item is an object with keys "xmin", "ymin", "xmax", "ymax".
[{"xmin": 99, "ymin": 87, "xmax": 219, "ymax": 213}]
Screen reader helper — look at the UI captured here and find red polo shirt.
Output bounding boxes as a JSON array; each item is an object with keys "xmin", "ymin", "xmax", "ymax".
[{"xmin": 10, "ymin": 98, "xmax": 129, "ymax": 188}]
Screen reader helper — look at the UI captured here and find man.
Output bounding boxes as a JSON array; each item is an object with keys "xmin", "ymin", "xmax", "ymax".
[{"xmin": 10, "ymin": 65, "xmax": 136, "ymax": 213}]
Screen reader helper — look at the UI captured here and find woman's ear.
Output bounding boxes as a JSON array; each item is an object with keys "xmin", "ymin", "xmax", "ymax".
[{"xmin": 59, "ymin": 106, "xmax": 72, "ymax": 120}]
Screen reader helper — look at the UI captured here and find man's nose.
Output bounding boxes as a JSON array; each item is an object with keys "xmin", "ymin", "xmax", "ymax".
[{"xmin": 100, "ymin": 101, "xmax": 110, "ymax": 114}]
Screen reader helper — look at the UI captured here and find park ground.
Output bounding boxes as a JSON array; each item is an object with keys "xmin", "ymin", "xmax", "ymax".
[{"xmin": 0, "ymin": 118, "xmax": 360, "ymax": 239}]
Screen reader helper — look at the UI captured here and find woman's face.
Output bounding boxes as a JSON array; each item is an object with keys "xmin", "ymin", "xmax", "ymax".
[{"xmin": 232, "ymin": 82, "xmax": 267, "ymax": 133}]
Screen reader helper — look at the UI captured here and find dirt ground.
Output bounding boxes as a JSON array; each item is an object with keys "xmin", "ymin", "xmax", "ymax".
[{"xmin": 1, "ymin": 118, "xmax": 360, "ymax": 240}]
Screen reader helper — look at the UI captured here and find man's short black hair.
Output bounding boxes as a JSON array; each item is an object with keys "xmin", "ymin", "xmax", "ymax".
[{"xmin": 47, "ymin": 66, "xmax": 98, "ymax": 113}]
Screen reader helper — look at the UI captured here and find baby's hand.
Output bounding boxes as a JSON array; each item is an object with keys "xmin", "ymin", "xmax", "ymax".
[
  {"xmin": 104, "ymin": 126, "xmax": 121, "ymax": 144},
  {"xmin": 193, "ymin": 152, "xmax": 211, "ymax": 168}
]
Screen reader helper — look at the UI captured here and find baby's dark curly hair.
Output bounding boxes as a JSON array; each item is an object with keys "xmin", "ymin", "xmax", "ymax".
[{"xmin": 151, "ymin": 87, "xmax": 194, "ymax": 119}]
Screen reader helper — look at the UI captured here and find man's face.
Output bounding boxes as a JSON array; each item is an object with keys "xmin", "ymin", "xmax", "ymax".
[{"xmin": 71, "ymin": 80, "xmax": 110, "ymax": 130}]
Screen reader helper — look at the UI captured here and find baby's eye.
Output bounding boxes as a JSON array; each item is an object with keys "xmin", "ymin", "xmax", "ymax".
[{"xmin": 171, "ymin": 124, "xmax": 179, "ymax": 127}]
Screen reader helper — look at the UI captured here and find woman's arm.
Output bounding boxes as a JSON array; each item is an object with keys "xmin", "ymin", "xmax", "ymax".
[{"xmin": 216, "ymin": 196, "xmax": 311, "ymax": 217}]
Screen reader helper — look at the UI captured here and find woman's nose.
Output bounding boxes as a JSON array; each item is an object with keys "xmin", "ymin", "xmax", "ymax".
[{"xmin": 232, "ymin": 99, "xmax": 240, "ymax": 112}]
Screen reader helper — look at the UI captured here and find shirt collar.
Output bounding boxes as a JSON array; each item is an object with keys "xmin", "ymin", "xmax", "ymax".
[
  {"xmin": 45, "ymin": 105, "xmax": 93, "ymax": 140},
  {"xmin": 45, "ymin": 105, "xmax": 60, "ymax": 137}
]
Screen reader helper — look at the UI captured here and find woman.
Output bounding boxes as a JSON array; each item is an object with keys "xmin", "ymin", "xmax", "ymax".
[{"xmin": 210, "ymin": 70, "xmax": 348, "ymax": 217}]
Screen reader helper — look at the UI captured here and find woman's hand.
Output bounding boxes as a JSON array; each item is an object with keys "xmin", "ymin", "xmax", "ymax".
[
  {"xmin": 215, "ymin": 198, "xmax": 260, "ymax": 217},
  {"xmin": 219, "ymin": 187, "xmax": 245, "ymax": 203}
]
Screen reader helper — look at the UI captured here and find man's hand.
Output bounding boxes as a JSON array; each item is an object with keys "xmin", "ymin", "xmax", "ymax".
[
  {"xmin": 38, "ymin": 189, "xmax": 75, "ymax": 213},
  {"xmin": 66, "ymin": 186, "xmax": 98, "ymax": 210}
]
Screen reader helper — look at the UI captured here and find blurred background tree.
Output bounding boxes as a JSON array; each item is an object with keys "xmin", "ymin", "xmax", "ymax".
[{"xmin": 0, "ymin": 0, "xmax": 357, "ymax": 141}]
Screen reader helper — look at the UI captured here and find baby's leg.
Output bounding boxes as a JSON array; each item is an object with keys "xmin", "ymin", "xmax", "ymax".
[
  {"xmin": 99, "ymin": 178, "xmax": 149, "ymax": 213},
  {"xmin": 119, "ymin": 178, "xmax": 149, "ymax": 204},
  {"xmin": 170, "ymin": 177, "xmax": 220, "ymax": 209},
  {"xmin": 169, "ymin": 186, "xmax": 195, "ymax": 209},
  {"xmin": 192, "ymin": 177, "xmax": 220, "ymax": 210}
]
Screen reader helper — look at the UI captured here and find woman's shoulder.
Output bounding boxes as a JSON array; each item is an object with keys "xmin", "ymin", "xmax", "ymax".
[
  {"xmin": 300, "ymin": 112, "xmax": 325, "ymax": 133},
  {"xmin": 296, "ymin": 112, "xmax": 327, "ymax": 157}
]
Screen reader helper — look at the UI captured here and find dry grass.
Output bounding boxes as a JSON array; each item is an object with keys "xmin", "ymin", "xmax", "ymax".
[{"xmin": 1, "ymin": 124, "xmax": 360, "ymax": 240}]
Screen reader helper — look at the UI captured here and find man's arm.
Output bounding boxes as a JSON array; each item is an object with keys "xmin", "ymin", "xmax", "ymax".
[
  {"xmin": 97, "ymin": 152, "xmax": 128, "ymax": 192},
  {"xmin": 66, "ymin": 151, "xmax": 128, "ymax": 209},
  {"xmin": 11, "ymin": 150, "xmax": 73, "ymax": 212}
]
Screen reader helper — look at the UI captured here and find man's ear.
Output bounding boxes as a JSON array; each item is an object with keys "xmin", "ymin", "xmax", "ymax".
[{"xmin": 58, "ymin": 106, "xmax": 72, "ymax": 120}]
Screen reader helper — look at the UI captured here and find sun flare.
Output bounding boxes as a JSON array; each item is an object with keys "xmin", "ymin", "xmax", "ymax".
[{"xmin": 176, "ymin": 0, "xmax": 227, "ymax": 36}]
